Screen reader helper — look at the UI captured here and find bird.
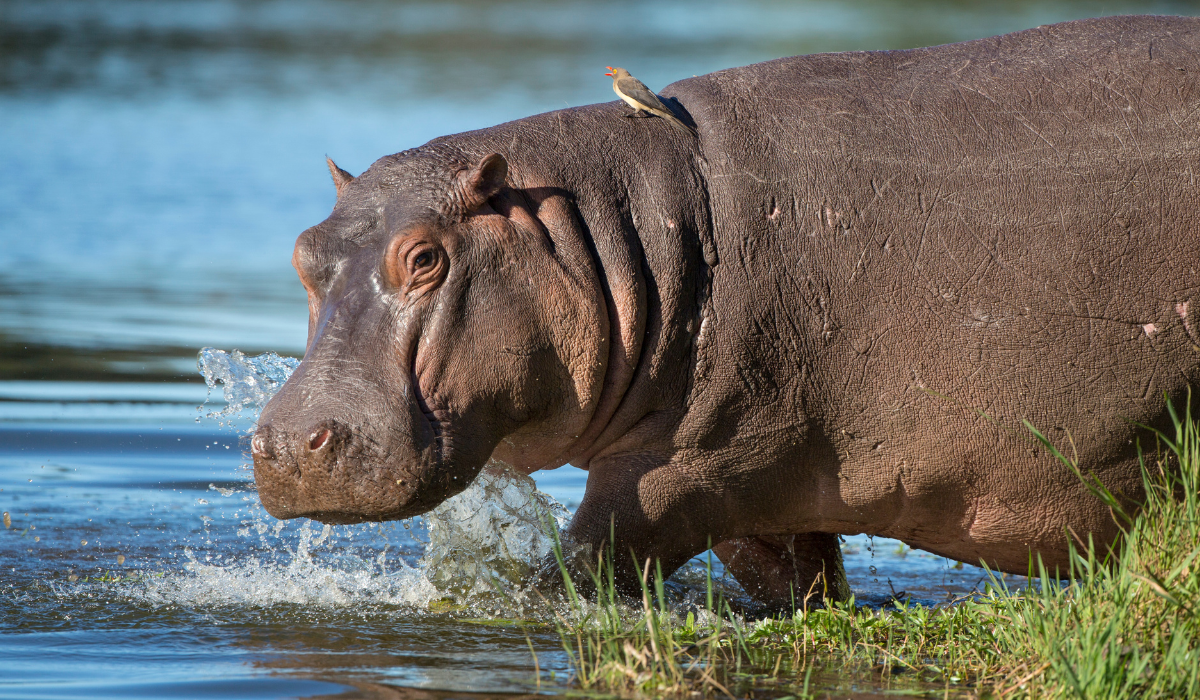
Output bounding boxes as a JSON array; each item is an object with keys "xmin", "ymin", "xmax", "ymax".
[{"xmin": 605, "ymin": 67, "xmax": 696, "ymax": 135}]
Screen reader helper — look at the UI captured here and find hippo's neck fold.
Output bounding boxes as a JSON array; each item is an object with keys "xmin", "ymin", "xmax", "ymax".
[
  {"xmin": 552, "ymin": 185, "xmax": 651, "ymax": 469},
  {"xmin": 555, "ymin": 122, "xmax": 712, "ymax": 468},
  {"xmin": 437, "ymin": 105, "xmax": 713, "ymax": 469}
]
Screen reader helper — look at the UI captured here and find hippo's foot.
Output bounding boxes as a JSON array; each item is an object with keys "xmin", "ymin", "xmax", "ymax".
[
  {"xmin": 713, "ymin": 532, "xmax": 851, "ymax": 613},
  {"xmin": 528, "ymin": 532, "xmax": 601, "ymax": 605}
]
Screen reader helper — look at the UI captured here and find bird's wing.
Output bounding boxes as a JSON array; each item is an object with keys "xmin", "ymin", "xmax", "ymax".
[{"xmin": 616, "ymin": 76, "xmax": 670, "ymax": 112}]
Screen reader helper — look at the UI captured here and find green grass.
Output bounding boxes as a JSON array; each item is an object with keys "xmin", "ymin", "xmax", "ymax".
[{"xmin": 540, "ymin": 396, "xmax": 1200, "ymax": 698}]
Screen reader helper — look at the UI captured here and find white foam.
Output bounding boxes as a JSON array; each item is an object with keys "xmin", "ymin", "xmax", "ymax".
[
  {"xmin": 109, "ymin": 461, "xmax": 571, "ymax": 614},
  {"xmin": 158, "ymin": 532, "xmax": 436, "ymax": 609}
]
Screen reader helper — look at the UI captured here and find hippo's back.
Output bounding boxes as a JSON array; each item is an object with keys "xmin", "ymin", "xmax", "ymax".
[{"xmin": 678, "ymin": 14, "xmax": 1200, "ymax": 154}]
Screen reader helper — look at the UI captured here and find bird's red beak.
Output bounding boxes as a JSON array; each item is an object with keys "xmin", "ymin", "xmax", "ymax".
[{"xmin": 605, "ymin": 66, "xmax": 614, "ymax": 76}]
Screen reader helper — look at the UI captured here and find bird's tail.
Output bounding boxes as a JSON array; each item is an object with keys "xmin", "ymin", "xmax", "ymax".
[{"xmin": 664, "ymin": 113, "xmax": 698, "ymax": 136}]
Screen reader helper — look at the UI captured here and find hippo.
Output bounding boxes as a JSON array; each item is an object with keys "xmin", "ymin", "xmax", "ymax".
[{"xmin": 252, "ymin": 15, "xmax": 1200, "ymax": 608}]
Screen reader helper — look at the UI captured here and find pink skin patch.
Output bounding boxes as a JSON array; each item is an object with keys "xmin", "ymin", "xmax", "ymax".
[
  {"xmin": 1178, "ymin": 302, "xmax": 1200, "ymax": 344},
  {"xmin": 1142, "ymin": 323, "xmax": 1158, "ymax": 338}
]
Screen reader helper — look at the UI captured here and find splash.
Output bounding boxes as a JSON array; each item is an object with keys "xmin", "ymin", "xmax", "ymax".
[
  {"xmin": 117, "ymin": 463, "xmax": 574, "ymax": 614},
  {"xmin": 114, "ymin": 465, "xmax": 572, "ymax": 614},
  {"xmin": 145, "ymin": 347, "xmax": 575, "ymax": 614},
  {"xmin": 127, "ymin": 526, "xmax": 438, "ymax": 610},
  {"xmin": 197, "ymin": 347, "xmax": 299, "ymax": 418},
  {"xmin": 420, "ymin": 462, "xmax": 571, "ymax": 606}
]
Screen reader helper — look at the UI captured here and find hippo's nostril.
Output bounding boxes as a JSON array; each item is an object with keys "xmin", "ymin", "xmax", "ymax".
[
  {"xmin": 251, "ymin": 427, "xmax": 276, "ymax": 460},
  {"xmin": 309, "ymin": 428, "xmax": 332, "ymax": 451}
]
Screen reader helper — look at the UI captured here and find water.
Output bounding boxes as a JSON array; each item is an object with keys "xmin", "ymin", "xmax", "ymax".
[
  {"xmin": 3, "ymin": 0, "xmax": 1190, "ymax": 697},
  {"xmin": 0, "ymin": 370, "xmax": 576, "ymax": 698}
]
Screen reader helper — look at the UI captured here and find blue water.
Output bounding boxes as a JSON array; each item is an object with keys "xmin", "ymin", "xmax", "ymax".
[{"xmin": 2, "ymin": 1, "xmax": 1192, "ymax": 697}]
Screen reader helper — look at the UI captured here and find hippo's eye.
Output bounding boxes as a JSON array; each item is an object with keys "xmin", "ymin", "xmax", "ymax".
[
  {"xmin": 403, "ymin": 245, "xmax": 440, "ymax": 277},
  {"xmin": 386, "ymin": 235, "xmax": 446, "ymax": 293}
]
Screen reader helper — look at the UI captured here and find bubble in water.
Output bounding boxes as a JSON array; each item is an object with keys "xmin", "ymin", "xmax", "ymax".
[{"xmin": 197, "ymin": 347, "xmax": 300, "ymax": 419}]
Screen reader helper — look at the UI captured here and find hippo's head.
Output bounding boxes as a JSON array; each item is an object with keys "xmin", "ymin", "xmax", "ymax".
[{"xmin": 251, "ymin": 146, "xmax": 607, "ymax": 523}]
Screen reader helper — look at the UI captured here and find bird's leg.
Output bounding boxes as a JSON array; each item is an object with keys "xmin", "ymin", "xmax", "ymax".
[{"xmin": 624, "ymin": 109, "xmax": 650, "ymax": 119}]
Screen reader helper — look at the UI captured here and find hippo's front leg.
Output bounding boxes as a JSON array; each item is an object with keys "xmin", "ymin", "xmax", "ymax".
[
  {"xmin": 713, "ymin": 533, "xmax": 850, "ymax": 610},
  {"xmin": 563, "ymin": 454, "xmax": 720, "ymax": 598},
  {"xmin": 558, "ymin": 454, "xmax": 852, "ymax": 609}
]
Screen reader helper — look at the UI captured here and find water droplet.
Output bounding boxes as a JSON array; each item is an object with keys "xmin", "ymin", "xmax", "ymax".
[
  {"xmin": 80, "ymin": 540, "xmax": 87, "ymax": 545},
  {"xmin": 196, "ymin": 348, "xmax": 300, "ymax": 419},
  {"xmin": 208, "ymin": 484, "xmax": 235, "ymax": 497}
]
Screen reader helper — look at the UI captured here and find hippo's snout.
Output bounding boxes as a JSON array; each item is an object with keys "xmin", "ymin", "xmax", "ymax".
[
  {"xmin": 254, "ymin": 418, "xmax": 349, "ymax": 461},
  {"xmin": 252, "ymin": 418, "xmax": 416, "ymax": 524}
]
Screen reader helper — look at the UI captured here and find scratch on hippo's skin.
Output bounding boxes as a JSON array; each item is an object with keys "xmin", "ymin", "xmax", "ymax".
[
  {"xmin": 1177, "ymin": 301, "xmax": 1200, "ymax": 345},
  {"xmin": 846, "ymin": 245, "xmax": 869, "ymax": 284},
  {"xmin": 1142, "ymin": 322, "xmax": 1158, "ymax": 339},
  {"xmin": 964, "ymin": 495, "xmax": 981, "ymax": 539}
]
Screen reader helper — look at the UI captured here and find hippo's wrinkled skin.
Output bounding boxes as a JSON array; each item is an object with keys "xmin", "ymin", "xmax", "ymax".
[{"xmin": 253, "ymin": 16, "xmax": 1200, "ymax": 607}]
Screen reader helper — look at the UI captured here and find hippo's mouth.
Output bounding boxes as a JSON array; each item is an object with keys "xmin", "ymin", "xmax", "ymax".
[
  {"xmin": 304, "ymin": 508, "xmax": 415, "ymax": 525},
  {"xmin": 408, "ymin": 338, "xmax": 446, "ymax": 466},
  {"xmin": 256, "ymin": 468, "xmax": 439, "ymax": 523}
]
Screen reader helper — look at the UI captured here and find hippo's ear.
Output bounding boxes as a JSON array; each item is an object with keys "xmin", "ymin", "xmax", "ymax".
[
  {"xmin": 454, "ymin": 153, "xmax": 508, "ymax": 215},
  {"xmin": 326, "ymin": 157, "xmax": 355, "ymax": 199}
]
